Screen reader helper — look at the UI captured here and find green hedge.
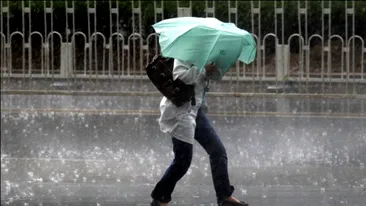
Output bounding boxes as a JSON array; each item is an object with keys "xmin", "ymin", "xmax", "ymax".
[{"xmin": 3, "ymin": 1, "xmax": 366, "ymax": 40}]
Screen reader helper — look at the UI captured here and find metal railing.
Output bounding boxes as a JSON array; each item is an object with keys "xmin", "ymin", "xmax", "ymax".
[{"xmin": 0, "ymin": 1, "xmax": 365, "ymax": 94}]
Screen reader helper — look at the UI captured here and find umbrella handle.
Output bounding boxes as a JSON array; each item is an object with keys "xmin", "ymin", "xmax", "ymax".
[
  {"xmin": 205, "ymin": 79, "xmax": 210, "ymax": 89},
  {"xmin": 202, "ymin": 79, "xmax": 210, "ymax": 104}
]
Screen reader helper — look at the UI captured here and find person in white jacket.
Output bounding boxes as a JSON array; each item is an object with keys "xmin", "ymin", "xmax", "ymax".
[{"xmin": 150, "ymin": 59, "xmax": 249, "ymax": 206}]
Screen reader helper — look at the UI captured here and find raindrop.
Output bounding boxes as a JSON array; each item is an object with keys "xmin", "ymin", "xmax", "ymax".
[
  {"xmin": 252, "ymin": 172, "xmax": 256, "ymax": 178},
  {"xmin": 27, "ymin": 172, "xmax": 34, "ymax": 178}
]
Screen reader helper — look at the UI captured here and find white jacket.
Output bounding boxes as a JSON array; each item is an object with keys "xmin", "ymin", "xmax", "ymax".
[{"xmin": 158, "ymin": 59, "xmax": 207, "ymax": 144}]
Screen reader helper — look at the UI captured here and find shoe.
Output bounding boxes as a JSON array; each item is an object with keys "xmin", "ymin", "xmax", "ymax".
[
  {"xmin": 150, "ymin": 199, "xmax": 165, "ymax": 206},
  {"xmin": 218, "ymin": 199, "xmax": 249, "ymax": 206},
  {"xmin": 150, "ymin": 200, "xmax": 159, "ymax": 206}
]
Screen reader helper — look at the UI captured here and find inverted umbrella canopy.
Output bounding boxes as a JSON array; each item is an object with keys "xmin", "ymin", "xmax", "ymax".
[{"xmin": 152, "ymin": 17, "xmax": 257, "ymax": 76}]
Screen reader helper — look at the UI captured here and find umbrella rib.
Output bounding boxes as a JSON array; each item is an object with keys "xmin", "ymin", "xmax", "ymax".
[{"xmin": 205, "ymin": 30, "xmax": 222, "ymax": 67}]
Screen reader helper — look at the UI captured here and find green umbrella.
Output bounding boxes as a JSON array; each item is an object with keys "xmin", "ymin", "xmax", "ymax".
[{"xmin": 152, "ymin": 17, "xmax": 257, "ymax": 76}]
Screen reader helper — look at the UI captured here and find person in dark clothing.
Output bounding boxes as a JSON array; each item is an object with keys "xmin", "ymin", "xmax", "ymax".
[{"xmin": 150, "ymin": 59, "xmax": 249, "ymax": 206}]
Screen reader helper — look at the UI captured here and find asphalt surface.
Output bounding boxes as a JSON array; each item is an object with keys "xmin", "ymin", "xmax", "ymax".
[
  {"xmin": 1, "ymin": 94, "xmax": 366, "ymax": 205},
  {"xmin": 1, "ymin": 78, "xmax": 366, "ymax": 94}
]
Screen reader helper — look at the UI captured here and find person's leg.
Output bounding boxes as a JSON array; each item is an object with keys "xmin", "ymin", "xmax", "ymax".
[
  {"xmin": 193, "ymin": 109, "xmax": 234, "ymax": 202},
  {"xmin": 151, "ymin": 137, "xmax": 193, "ymax": 204}
]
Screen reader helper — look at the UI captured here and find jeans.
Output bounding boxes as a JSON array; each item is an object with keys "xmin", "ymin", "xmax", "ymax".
[{"xmin": 151, "ymin": 108, "xmax": 234, "ymax": 203}]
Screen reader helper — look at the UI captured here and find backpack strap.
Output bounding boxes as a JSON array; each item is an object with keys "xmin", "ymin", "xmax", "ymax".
[{"xmin": 145, "ymin": 55, "xmax": 196, "ymax": 107}]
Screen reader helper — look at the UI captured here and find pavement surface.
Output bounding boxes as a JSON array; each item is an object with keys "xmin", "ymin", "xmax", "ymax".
[
  {"xmin": 1, "ymin": 93, "xmax": 366, "ymax": 206},
  {"xmin": 1, "ymin": 78, "xmax": 366, "ymax": 94}
]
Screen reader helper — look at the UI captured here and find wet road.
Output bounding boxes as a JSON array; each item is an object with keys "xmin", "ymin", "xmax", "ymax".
[{"xmin": 1, "ymin": 94, "xmax": 366, "ymax": 205}]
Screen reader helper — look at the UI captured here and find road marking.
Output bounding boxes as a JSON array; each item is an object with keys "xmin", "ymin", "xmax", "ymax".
[{"xmin": 1, "ymin": 108, "xmax": 365, "ymax": 119}]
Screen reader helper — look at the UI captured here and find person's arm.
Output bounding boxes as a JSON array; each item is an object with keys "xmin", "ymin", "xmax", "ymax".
[{"xmin": 172, "ymin": 59, "xmax": 201, "ymax": 85}]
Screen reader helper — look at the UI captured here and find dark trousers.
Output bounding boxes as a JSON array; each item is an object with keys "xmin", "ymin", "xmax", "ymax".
[{"xmin": 151, "ymin": 108, "xmax": 234, "ymax": 203}]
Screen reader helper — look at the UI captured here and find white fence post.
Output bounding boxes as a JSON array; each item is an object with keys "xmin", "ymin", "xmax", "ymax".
[
  {"xmin": 276, "ymin": 44, "xmax": 289, "ymax": 80},
  {"xmin": 177, "ymin": 0, "xmax": 192, "ymax": 17},
  {"xmin": 60, "ymin": 42, "xmax": 72, "ymax": 78}
]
